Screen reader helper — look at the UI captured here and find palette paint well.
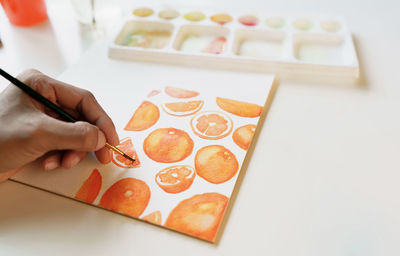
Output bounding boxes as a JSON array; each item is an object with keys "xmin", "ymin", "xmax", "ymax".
[
  {"xmin": 238, "ymin": 39, "xmax": 283, "ymax": 59},
  {"xmin": 295, "ymin": 43, "xmax": 344, "ymax": 65}
]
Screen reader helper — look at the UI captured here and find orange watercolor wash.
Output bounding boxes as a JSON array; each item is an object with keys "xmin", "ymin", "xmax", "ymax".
[
  {"xmin": 143, "ymin": 128, "xmax": 194, "ymax": 163},
  {"xmin": 161, "ymin": 100, "xmax": 203, "ymax": 117},
  {"xmin": 111, "ymin": 137, "xmax": 140, "ymax": 168},
  {"xmin": 155, "ymin": 165, "xmax": 195, "ymax": 193},
  {"xmin": 195, "ymin": 145, "xmax": 239, "ymax": 184},
  {"xmin": 165, "ymin": 193, "xmax": 229, "ymax": 242},
  {"xmin": 165, "ymin": 86, "xmax": 199, "ymax": 99},
  {"xmin": 147, "ymin": 90, "xmax": 161, "ymax": 98},
  {"xmin": 216, "ymin": 97, "xmax": 263, "ymax": 117},
  {"xmin": 125, "ymin": 101, "xmax": 160, "ymax": 131},
  {"xmin": 99, "ymin": 178, "xmax": 150, "ymax": 218},
  {"xmin": 233, "ymin": 124, "xmax": 256, "ymax": 150},
  {"xmin": 142, "ymin": 211, "xmax": 162, "ymax": 225},
  {"xmin": 191, "ymin": 111, "xmax": 233, "ymax": 140},
  {"xmin": 74, "ymin": 168, "xmax": 102, "ymax": 204}
]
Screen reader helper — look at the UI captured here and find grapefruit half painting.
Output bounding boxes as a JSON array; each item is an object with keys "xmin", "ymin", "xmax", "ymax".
[
  {"xmin": 111, "ymin": 137, "xmax": 140, "ymax": 168},
  {"xmin": 155, "ymin": 165, "xmax": 196, "ymax": 193},
  {"xmin": 191, "ymin": 111, "xmax": 233, "ymax": 140}
]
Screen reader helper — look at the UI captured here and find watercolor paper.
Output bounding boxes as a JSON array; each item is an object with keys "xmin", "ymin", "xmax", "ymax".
[{"xmin": 11, "ymin": 44, "xmax": 275, "ymax": 242}]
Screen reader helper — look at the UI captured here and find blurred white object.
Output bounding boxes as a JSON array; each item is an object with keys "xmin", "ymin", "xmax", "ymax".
[{"xmin": 70, "ymin": 0, "xmax": 121, "ymax": 28}]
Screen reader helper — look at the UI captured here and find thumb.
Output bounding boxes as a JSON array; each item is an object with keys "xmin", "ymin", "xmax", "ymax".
[{"xmin": 39, "ymin": 117, "xmax": 106, "ymax": 152}]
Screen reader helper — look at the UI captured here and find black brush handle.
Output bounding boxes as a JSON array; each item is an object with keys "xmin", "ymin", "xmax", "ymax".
[{"xmin": 0, "ymin": 68, "xmax": 77, "ymax": 122}]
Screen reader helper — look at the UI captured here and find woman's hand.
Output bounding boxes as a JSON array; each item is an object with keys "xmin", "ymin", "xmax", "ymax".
[{"xmin": 0, "ymin": 69, "xmax": 119, "ymax": 181}]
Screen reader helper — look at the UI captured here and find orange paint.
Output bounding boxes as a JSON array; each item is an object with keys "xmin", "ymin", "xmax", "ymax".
[
  {"xmin": 99, "ymin": 178, "xmax": 150, "ymax": 218},
  {"xmin": 162, "ymin": 100, "xmax": 204, "ymax": 116},
  {"xmin": 1, "ymin": 0, "xmax": 48, "ymax": 27},
  {"xmin": 74, "ymin": 169, "xmax": 102, "ymax": 204},
  {"xmin": 216, "ymin": 97, "xmax": 263, "ymax": 117},
  {"xmin": 195, "ymin": 145, "xmax": 238, "ymax": 184},
  {"xmin": 165, "ymin": 86, "xmax": 199, "ymax": 98},
  {"xmin": 155, "ymin": 165, "xmax": 195, "ymax": 193},
  {"xmin": 233, "ymin": 124, "xmax": 256, "ymax": 150},
  {"xmin": 143, "ymin": 128, "xmax": 194, "ymax": 163},
  {"xmin": 125, "ymin": 101, "xmax": 160, "ymax": 131},
  {"xmin": 147, "ymin": 90, "xmax": 161, "ymax": 98},
  {"xmin": 165, "ymin": 193, "xmax": 229, "ymax": 242},
  {"xmin": 111, "ymin": 137, "xmax": 140, "ymax": 168},
  {"xmin": 142, "ymin": 211, "xmax": 162, "ymax": 225},
  {"xmin": 191, "ymin": 111, "xmax": 233, "ymax": 140}
]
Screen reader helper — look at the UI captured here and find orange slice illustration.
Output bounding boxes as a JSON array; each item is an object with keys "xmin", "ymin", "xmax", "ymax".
[
  {"xmin": 155, "ymin": 165, "xmax": 195, "ymax": 193},
  {"xmin": 191, "ymin": 111, "xmax": 233, "ymax": 140},
  {"xmin": 195, "ymin": 145, "xmax": 239, "ymax": 184},
  {"xmin": 165, "ymin": 193, "xmax": 229, "ymax": 242},
  {"xmin": 111, "ymin": 137, "xmax": 140, "ymax": 168},
  {"xmin": 147, "ymin": 90, "xmax": 161, "ymax": 98},
  {"xmin": 99, "ymin": 178, "xmax": 150, "ymax": 218},
  {"xmin": 142, "ymin": 211, "xmax": 162, "ymax": 225},
  {"xmin": 216, "ymin": 97, "xmax": 263, "ymax": 117},
  {"xmin": 161, "ymin": 100, "xmax": 204, "ymax": 116},
  {"xmin": 165, "ymin": 86, "xmax": 199, "ymax": 99},
  {"xmin": 125, "ymin": 101, "xmax": 160, "ymax": 131},
  {"xmin": 143, "ymin": 128, "xmax": 194, "ymax": 163},
  {"xmin": 74, "ymin": 168, "xmax": 102, "ymax": 204},
  {"xmin": 233, "ymin": 124, "xmax": 256, "ymax": 150}
]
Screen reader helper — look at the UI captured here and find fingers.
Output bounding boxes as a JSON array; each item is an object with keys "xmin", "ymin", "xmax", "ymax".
[
  {"xmin": 42, "ymin": 151, "xmax": 62, "ymax": 171},
  {"xmin": 95, "ymin": 147, "xmax": 112, "ymax": 164},
  {"xmin": 20, "ymin": 70, "xmax": 120, "ymax": 146},
  {"xmin": 61, "ymin": 151, "xmax": 88, "ymax": 169},
  {"xmin": 38, "ymin": 116, "xmax": 106, "ymax": 152}
]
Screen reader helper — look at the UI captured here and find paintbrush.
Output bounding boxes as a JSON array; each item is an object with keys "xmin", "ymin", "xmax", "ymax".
[{"xmin": 0, "ymin": 68, "xmax": 135, "ymax": 163}]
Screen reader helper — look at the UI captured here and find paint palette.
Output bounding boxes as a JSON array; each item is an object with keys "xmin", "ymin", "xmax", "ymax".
[{"xmin": 109, "ymin": 6, "xmax": 359, "ymax": 80}]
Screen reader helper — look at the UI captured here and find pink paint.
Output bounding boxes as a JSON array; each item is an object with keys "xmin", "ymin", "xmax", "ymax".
[{"xmin": 238, "ymin": 15, "xmax": 259, "ymax": 26}]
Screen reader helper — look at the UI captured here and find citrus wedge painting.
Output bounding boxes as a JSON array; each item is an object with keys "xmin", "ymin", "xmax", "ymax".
[{"xmin": 11, "ymin": 70, "xmax": 274, "ymax": 243}]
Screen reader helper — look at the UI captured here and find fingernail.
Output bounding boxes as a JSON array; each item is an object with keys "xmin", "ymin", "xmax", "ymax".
[
  {"xmin": 95, "ymin": 130, "xmax": 106, "ymax": 150},
  {"xmin": 44, "ymin": 160, "xmax": 59, "ymax": 171},
  {"xmin": 68, "ymin": 155, "xmax": 80, "ymax": 169}
]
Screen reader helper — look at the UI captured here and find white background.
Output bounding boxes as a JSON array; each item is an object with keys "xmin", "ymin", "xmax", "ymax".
[{"xmin": 0, "ymin": 0, "xmax": 399, "ymax": 255}]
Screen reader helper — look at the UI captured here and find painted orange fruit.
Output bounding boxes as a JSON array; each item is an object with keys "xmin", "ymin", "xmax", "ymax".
[
  {"xmin": 191, "ymin": 111, "xmax": 233, "ymax": 140},
  {"xmin": 165, "ymin": 86, "xmax": 199, "ymax": 98},
  {"xmin": 125, "ymin": 101, "xmax": 160, "ymax": 131},
  {"xmin": 161, "ymin": 100, "xmax": 204, "ymax": 116},
  {"xmin": 99, "ymin": 178, "xmax": 150, "ymax": 217},
  {"xmin": 143, "ymin": 128, "xmax": 194, "ymax": 163},
  {"xmin": 74, "ymin": 168, "xmax": 102, "ymax": 204},
  {"xmin": 142, "ymin": 211, "xmax": 162, "ymax": 225},
  {"xmin": 195, "ymin": 145, "xmax": 238, "ymax": 184},
  {"xmin": 155, "ymin": 165, "xmax": 195, "ymax": 193},
  {"xmin": 165, "ymin": 193, "xmax": 229, "ymax": 242},
  {"xmin": 216, "ymin": 97, "xmax": 263, "ymax": 117},
  {"xmin": 111, "ymin": 137, "xmax": 140, "ymax": 168},
  {"xmin": 233, "ymin": 124, "xmax": 256, "ymax": 150}
]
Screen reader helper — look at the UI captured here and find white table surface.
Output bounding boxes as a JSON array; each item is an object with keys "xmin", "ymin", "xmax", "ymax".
[{"xmin": 1, "ymin": 0, "xmax": 400, "ymax": 255}]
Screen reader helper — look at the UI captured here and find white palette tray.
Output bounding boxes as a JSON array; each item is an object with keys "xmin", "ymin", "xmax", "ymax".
[{"xmin": 108, "ymin": 6, "xmax": 359, "ymax": 80}]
